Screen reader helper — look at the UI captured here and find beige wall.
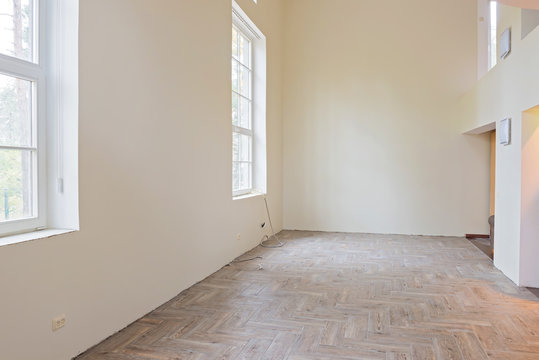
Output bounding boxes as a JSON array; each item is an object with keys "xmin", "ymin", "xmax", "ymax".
[
  {"xmin": 0, "ymin": 1, "xmax": 284, "ymax": 359},
  {"xmin": 282, "ymin": 0, "xmax": 489, "ymax": 236}
]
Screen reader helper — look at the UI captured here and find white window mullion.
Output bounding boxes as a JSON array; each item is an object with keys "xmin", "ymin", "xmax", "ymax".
[
  {"xmin": 236, "ymin": 60, "xmax": 252, "ymax": 73},
  {"xmin": 0, "ymin": 145, "xmax": 38, "ymax": 151},
  {"xmin": 232, "ymin": 89, "xmax": 252, "ymax": 102},
  {"xmin": 232, "ymin": 126, "xmax": 252, "ymax": 137}
]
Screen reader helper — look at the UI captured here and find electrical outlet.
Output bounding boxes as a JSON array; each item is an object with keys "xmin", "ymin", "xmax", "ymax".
[
  {"xmin": 237, "ymin": 233, "xmax": 241, "ymax": 241},
  {"xmin": 52, "ymin": 314, "xmax": 66, "ymax": 331}
]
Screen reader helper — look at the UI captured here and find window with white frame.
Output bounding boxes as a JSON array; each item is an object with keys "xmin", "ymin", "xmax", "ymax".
[
  {"xmin": 0, "ymin": 0, "xmax": 78, "ymax": 241},
  {"xmin": 231, "ymin": 1, "xmax": 266, "ymax": 198},
  {"xmin": 488, "ymin": 0, "xmax": 497, "ymax": 70},
  {"xmin": 0, "ymin": 0, "xmax": 46, "ymax": 235},
  {"xmin": 232, "ymin": 24, "xmax": 253, "ymax": 196}
]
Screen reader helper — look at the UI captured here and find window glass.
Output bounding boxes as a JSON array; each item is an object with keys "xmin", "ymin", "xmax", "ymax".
[
  {"xmin": 239, "ymin": 65, "xmax": 250, "ymax": 98},
  {"xmin": 0, "ymin": 0, "xmax": 35, "ymax": 62},
  {"xmin": 232, "ymin": 60, "xmax": 239, "ymax": 93},
  {"xmin": 239, "ymin": 96, "xmax": 250, "ymax": 129},
  {"xmin": 0, "ymin": 0, "xmax": 39, "ymax": 229},
  {"xmin": 239, "ymin": 34, "xmax": 250, "ymax": 67},
  {"xmin": 0, "ymin": 74, "xmax": 33, "ymax": 147},
  {"xmin": 0, "ymin": 73, "xmax": 35, "ymax": 224},
  {"xmin": 0, "ymin": 148, "xmax": 34, "ymax": 222},
  {"xmin": 232, "ymin": 24, "xmax": 253, "ymax": 196},
  {"xmin": 489, "ymin": 0, "xmax": 497, "ymax": 70}
]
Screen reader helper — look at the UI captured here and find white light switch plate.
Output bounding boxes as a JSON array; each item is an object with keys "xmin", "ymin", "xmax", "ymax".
[
  {"xmin": 500, "ymin": 118, "xmax": 511, "ymax": 146},
  {"xmin": 500, "ymin": 28, "xmax": 511, "ymax": 59}
]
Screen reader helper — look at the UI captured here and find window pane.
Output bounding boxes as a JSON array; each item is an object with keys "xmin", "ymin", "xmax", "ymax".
[
  {"xmin": 239, "ymin": 66, "xmax": 250, "ymax": 98},
  {"xmin": 232, "ymin": 25, "xmax": 253, "ymax": 196},
  {"xmin": 239, "ymin": 162, "xmax": 251, "ymax": 190},
  {"xmin": 232, "ymin": 133, "xmax": 251, "ymax": 162},
  {"xmin": 232, "ymin": 162, "xmax": 240, "ymax": 192},
  {"xmin": 232, "ymin": 59, "xmax": 239, "ymax": 93},
  {"xmin": 0, "ymin": 73, "xmax": 33, "ymax": 147},
  {"xmin": 232, "ymin": 92, "xmax": 239, "ymax": 126},
  {"xmin": 239, "ymin": 96, "xmax": 250, "ymax": 129},
  {"xmin": 232, "ymin": 132, "xmax": 239, "ymax": 162},
  {"xmin": 0, "ymin": 149, "xmax": 34, "ymax": 222},
  {"xmin": 240, "ymin": 134, "xmax": 250, "ymax": 162},
  {"xmin": 0, "ymin": 0, "xmax": 34, "ymax": 62},
  {"xmin": 489, "ymin": 0, "xmax": 497, "ymax": 69},
  {"xmin": 239, "ymin": 34, "xmax": 250, "ymax": 68},
  {"xmin": 232, "ymin": 27, "xmax": 239, "ymax": 59}
]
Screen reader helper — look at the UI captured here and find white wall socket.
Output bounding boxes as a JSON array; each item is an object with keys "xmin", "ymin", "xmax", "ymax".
[
  {"xmin": 52, "ymin": 314, "xmax": 66, "ymax": 331},
  {"xmin": 237, "ymin": 233, "xmax": 241, "ymax": 240}
]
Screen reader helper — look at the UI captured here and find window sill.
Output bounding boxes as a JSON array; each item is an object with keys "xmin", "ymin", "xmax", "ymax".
[
  {"xmin": 0, "ymin": 228, "xmax": 76, "ymax": 247},
  {"xmin": 233, "ymin": 191, "xmax": 265, "ymax": 201}
]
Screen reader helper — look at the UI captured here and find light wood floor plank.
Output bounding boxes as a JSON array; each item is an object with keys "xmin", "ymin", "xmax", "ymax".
[{"xmin": 76, "ymin": 231, "xmax": 539, "ymax": 360}]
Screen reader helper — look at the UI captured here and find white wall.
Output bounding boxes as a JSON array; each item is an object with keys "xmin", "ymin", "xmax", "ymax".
[
  {"xmin": 46, "ymin": 0, "xmax": 80, "ymax": 231},
  {"xmin": 494, "ymin": 115, "xmax": 522, "ymax": 284},
  {"xmin": 520, "ymin": 107, "xmax": 539, "ymax": 286},
  {"xmin": 282, "ymin": 0, "xmax": 489, "ymax": 236},
  {"xmin": 457, "ymin": 4, "xmax": 539, "ymax": 286},
  {"xmin": 0, "ymin": 1, "xmax": 284, "ymax": 359}
]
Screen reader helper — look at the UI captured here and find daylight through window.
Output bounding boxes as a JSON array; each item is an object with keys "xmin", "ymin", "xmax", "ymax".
[
  {"xmin": 0, "ymin": 0, "xmax": 45, "ymax": 234},
  {"xmin": 488, "ymin": 0, "xmax": 497, "ymax": 70},
  {"xmin": 232, "ymin": 25, "xmax": 253, "ymax": 196}
]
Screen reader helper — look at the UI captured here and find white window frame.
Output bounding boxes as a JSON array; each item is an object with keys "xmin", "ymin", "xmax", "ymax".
[
  {"xmin": 0, "ymin": 0, "xmax": 47, "ymax": 236},
  {"xmin": 232, "ymin": 1, "xmax": 267, "ymax": 199},
  {"xmin": 232, "ymin": 23, "xmax": 254, "ymax": 197}
]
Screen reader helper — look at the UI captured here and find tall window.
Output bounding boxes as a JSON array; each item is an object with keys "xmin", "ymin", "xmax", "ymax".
[
  {"xmin": 0, "ymin": 0, "xmax": 45, "ymax": 234},
  {"xmin": 232, "ymin": 25, "xmax": 253, "ymax": 196},
  {"xmin": 488, "ymin": 0, "xmax": 497, "ymax": 70},
  {"xmin": 232, "ymin": 1, "xmax": 266, "ymax": 198}
]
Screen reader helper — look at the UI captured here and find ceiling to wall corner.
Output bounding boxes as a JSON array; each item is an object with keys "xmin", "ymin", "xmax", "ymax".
[
  {"xmin": 522, "ymin": 9, "xmax": 539, "ymax": 38},
  {"xmin": 498, "ymin": 0, "xmax": 539, "ymax": 10}
]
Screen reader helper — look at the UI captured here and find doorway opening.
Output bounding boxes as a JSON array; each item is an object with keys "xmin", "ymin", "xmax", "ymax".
[{"xmin": 467, "ymin": 129, "xmax": 496, "ymax": 259}]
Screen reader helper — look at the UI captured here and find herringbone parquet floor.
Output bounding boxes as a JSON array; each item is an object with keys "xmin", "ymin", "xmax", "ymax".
[{"xmin": 76, "ymin": 231, "xmax": 539, "ymax": 360}]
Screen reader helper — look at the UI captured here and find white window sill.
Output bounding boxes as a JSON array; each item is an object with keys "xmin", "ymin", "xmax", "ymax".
[
  {"xmin": 233, "ymin": 191, "xmax": 265, "ymax": 201},
  {"xmin": 0, "ymin": 229, "xmax": 76, "ymax": 247}
]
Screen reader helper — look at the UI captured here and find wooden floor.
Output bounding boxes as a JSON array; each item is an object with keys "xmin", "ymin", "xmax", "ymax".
[
  {"xmin": 467, "ymin": 237, "xmax": 539, "ymax": 299},
  {"xmin": 467, "ymin": 238, "xmax": 492, "ymax": 260},
  {"xmin": 76, "ymin": 231, "xmax": 539, "ymax": 360}
]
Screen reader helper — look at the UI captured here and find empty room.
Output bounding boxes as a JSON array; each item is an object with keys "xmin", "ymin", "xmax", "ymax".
[{"xmin": 1, "ymin": 0, "xmax": 539, "ymax": 359}]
